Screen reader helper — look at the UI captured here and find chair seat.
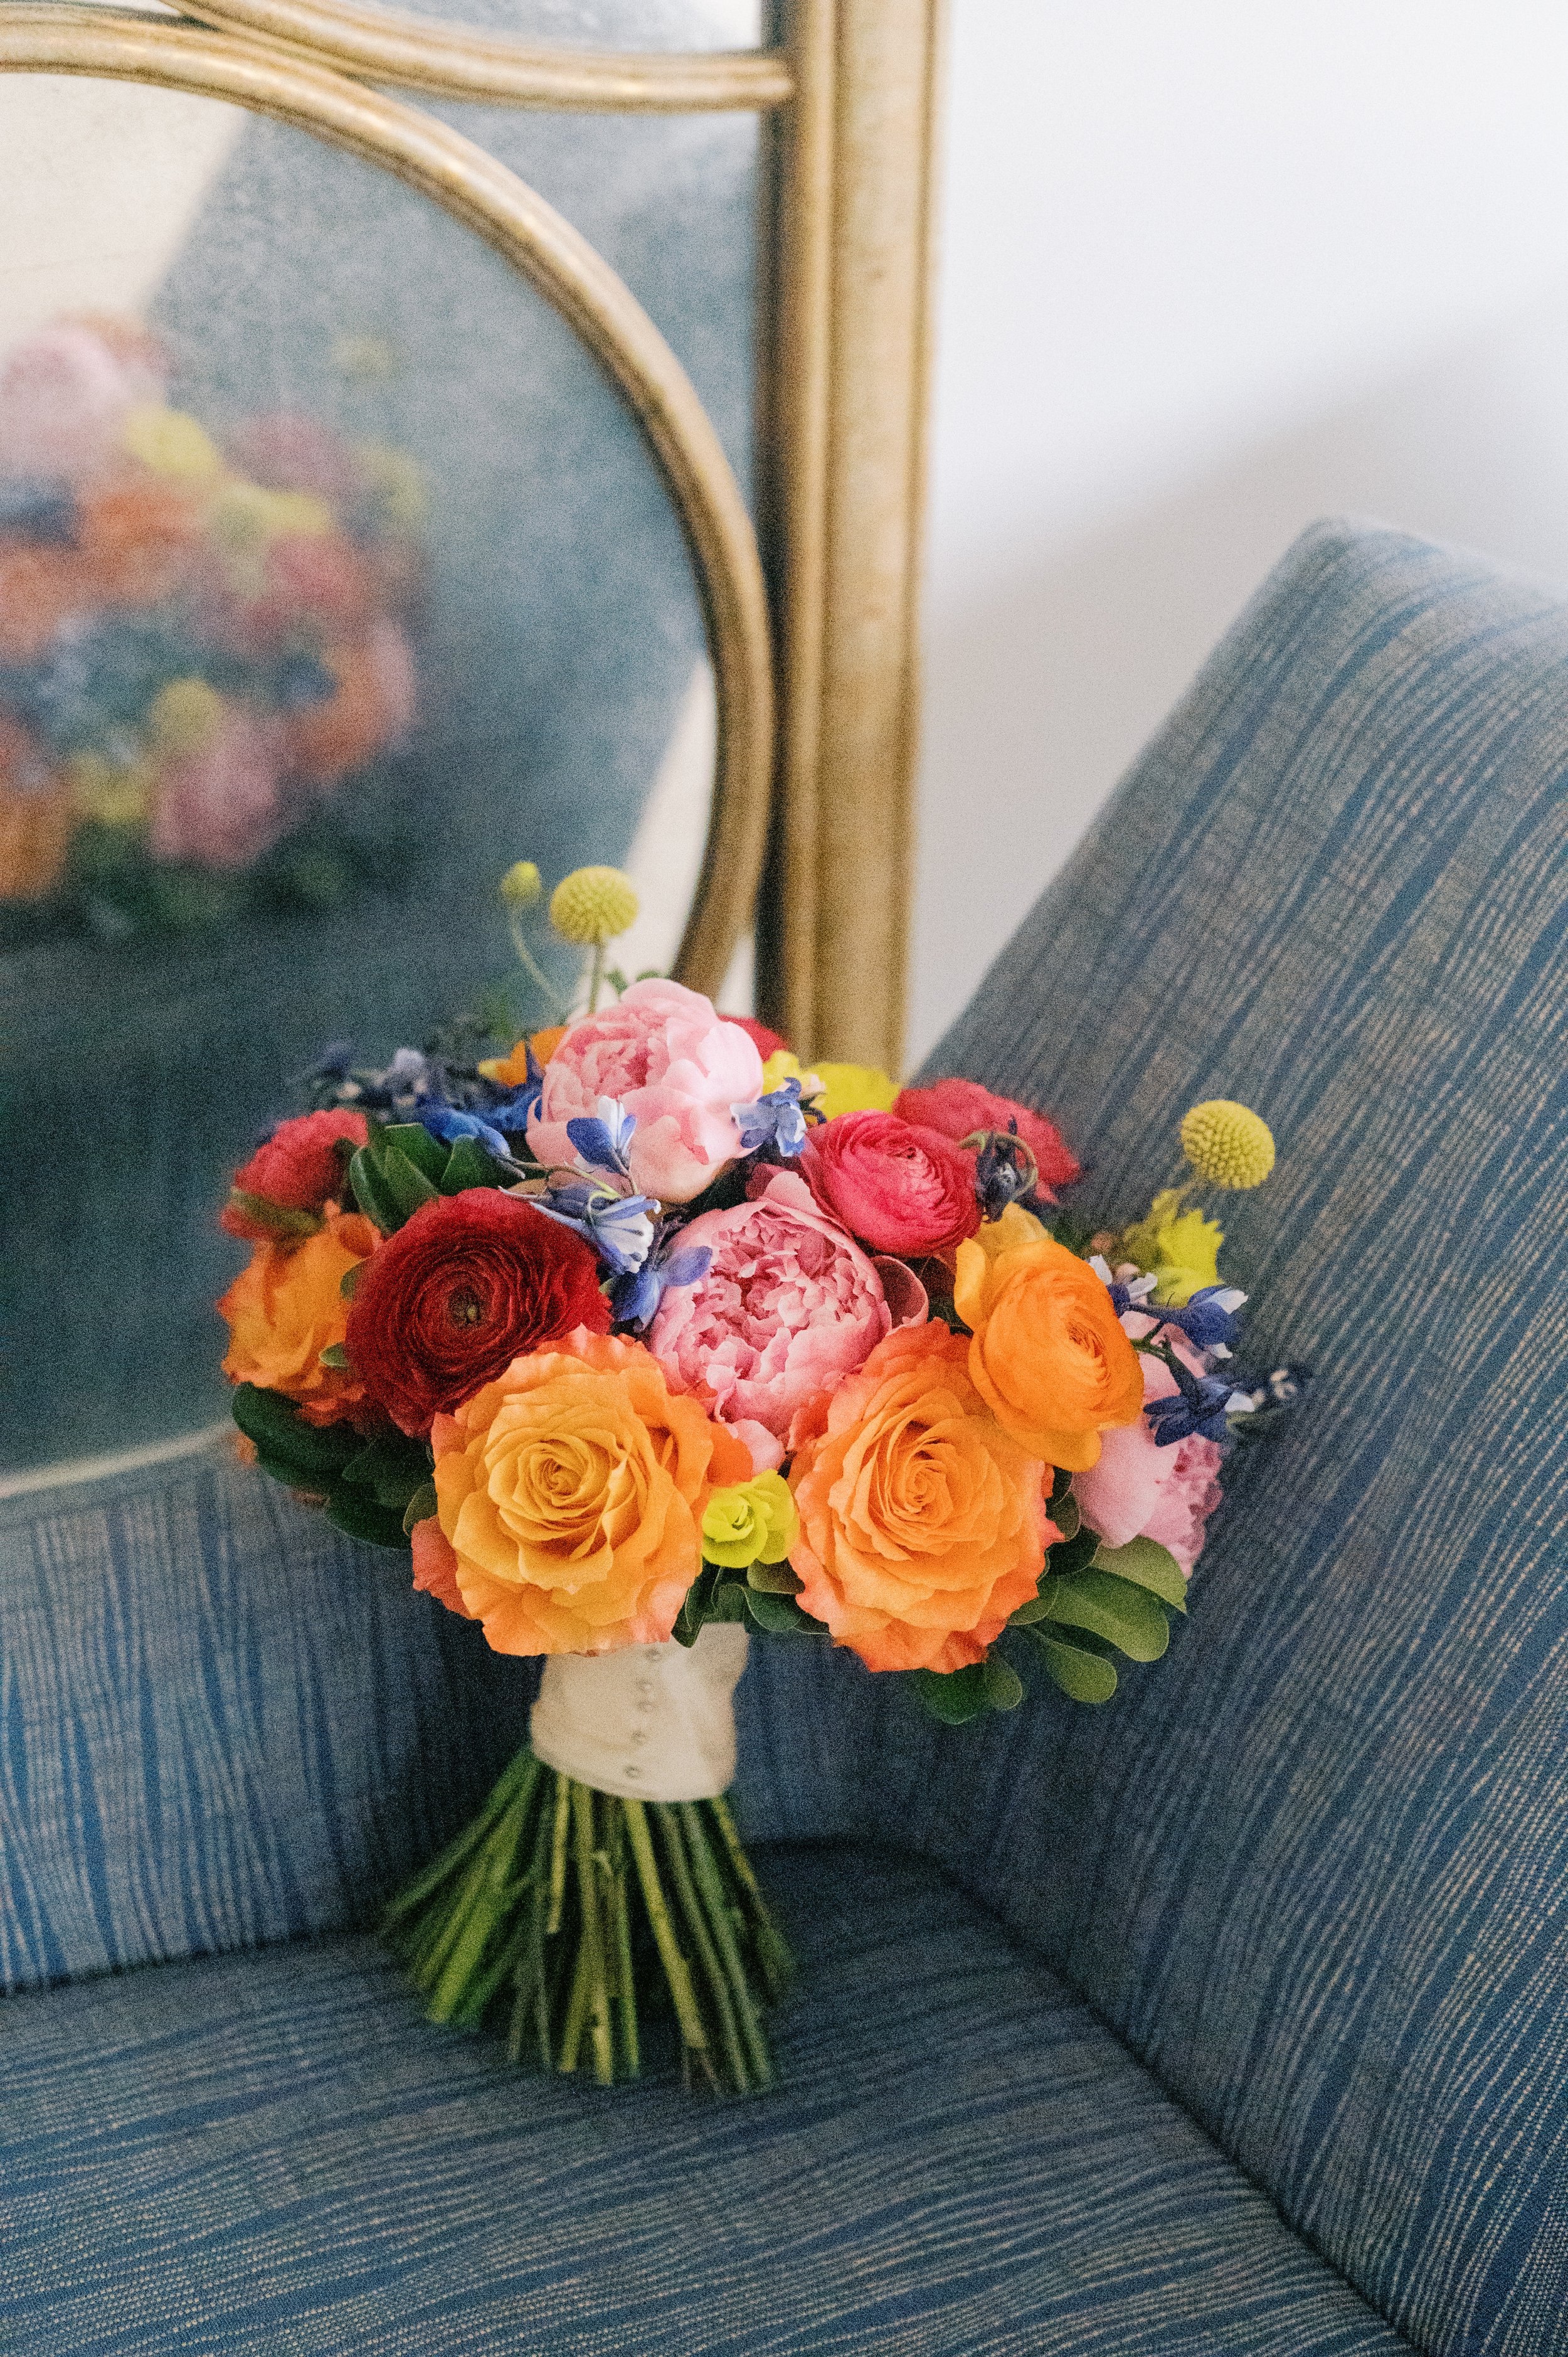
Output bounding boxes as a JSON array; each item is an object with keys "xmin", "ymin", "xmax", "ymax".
[{"xmin": 1, "ymin": 1845, "xmax": 1401, "ymax": 2356}]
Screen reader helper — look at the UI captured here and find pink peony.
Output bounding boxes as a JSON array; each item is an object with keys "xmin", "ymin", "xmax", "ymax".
[
  {"xmin": 894, "ymin": 1077, "xmax": 1080, "ymax": 1201},
  {"xmin": 528, "ymin": 978, "xmax": 765, "ymax": 1205},
  {"xmin": 1072, "ymin": 1323, "xmax": 1224, "ymax": 1577},
  {"xmin": 149, "ymin": 709, "xmax": 290, "ymax": 870},
  {"xmin": 0, "ymin": 322, "xmax": 162, "ymax": 482},
  {"xmin": 646, "ymin": 1167, "xmax": 892, "ymax": 1457}
]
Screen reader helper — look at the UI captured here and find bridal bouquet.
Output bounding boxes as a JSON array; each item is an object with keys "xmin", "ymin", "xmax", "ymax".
[{"xmin": 217, "ymin": 861, "xmax": 1304, "ymax": 2093}]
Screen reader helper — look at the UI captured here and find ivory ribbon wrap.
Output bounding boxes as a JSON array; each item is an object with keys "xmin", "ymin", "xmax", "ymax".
[{"xmin": 529, "ymin": 1623, "xmax": 750, "ymax": 1802}]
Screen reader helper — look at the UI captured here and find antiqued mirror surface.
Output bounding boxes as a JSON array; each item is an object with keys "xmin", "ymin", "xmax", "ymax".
[{"xmin": 0, "ymin": 28, "xmax": 758, "ymax": 1472}]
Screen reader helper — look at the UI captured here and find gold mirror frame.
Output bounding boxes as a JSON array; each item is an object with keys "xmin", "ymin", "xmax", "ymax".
[
  {"xmin": 0, "ymin": 2, "xmax": 774, "ymax": 996},
  {"xmin": 176, "ymin": 0, "xmax": 794, "ymax": 110}
]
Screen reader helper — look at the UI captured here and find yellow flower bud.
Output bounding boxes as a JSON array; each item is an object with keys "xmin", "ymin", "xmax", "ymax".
[
  {"xmin": 120, "ymin": 403, "xmax": 223, "ymax": 481},
  {"xmin": 1180, "ymin": 1100, "xmax": 1275, "ymax": 1189},
  {"xmin": 812, "ymin": 1061, "xmax": 899, "ymax": 1120},
  {"xmin": 549, "ymin": 865, "xmax": 639, "ymax": 946},
  {"xmin": 66, "ymin": 752, "xmax": 154, "ymax": 828},
  {"xmin": 499, "ymin": 859, "xmax": 543, "ymax": 910},
  {"xmin": 147, "ymin": 677, "xmax": 225, "ymax": 760},
  {"xmin": 701, "ymin": 1472, "xmax": 798, "ymax": 1572}
]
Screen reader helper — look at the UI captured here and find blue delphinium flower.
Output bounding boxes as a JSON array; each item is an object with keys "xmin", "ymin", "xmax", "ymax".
[
  {"xmin": 565, "ymin": 1097, "xmax": 636, "ymax": 1179},
  {"xmin": 535, "ymin": 1178, "xmax": 658, "ymax": 1278},
  {"xmin": 610, "ymin": 1238, "xmax": 712, "ymax": 1330},
  {"xmin": 1143, "ymin": 1358, "xmax": 1240, "ymax": 1447},
  {"xmin": 415, "ymin": 1103, "xmax": 517, "ymax": 1163},
  {"xmin": 732, "ymin": 1080, "xmax": 808, "ymax": 1159},
  {"xmin": 0, "ymin": 480, "xmax": 77, "ymax": 545}
]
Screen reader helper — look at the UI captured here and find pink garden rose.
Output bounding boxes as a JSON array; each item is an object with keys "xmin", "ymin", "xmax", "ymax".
[
  {"xmin": 1072, "ymin": 1322, "xmax": 1223, "ymax": 1577},
  {"xmin": 528, "ymin": 979, "xmax": 765, "ymax": 1205},
  {"xmin": 149, "ymin": 708, "xmax": 290, "ymax": 870},
  {"xmin": 647, "ymin": 1168, "xmax": 893, "ymax": 1464},
  {"xmin": 800, "ymin": 1109, "xmax": 981, "ymax": 1256},
  {"xmin": 894, "ymin": 1077, "xmax": 1080, "ymax": 1201}
]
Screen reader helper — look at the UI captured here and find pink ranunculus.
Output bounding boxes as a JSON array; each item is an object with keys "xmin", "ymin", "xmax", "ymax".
[
  {"xmin": 894, "ymin": 1077, "xmax": 1080, "ymax": 1201},
  {"xmin": 527, "ymin": 978, "xmax": 765, "ymax": 1205},
  {"xmin": 800, "ymin": 1109, "xmax": 981, "ymax": 1256},
  {"xmin": 1071, "ymin": 1323, "xmax": 1223, "ymax": 1577},
  {"xmin": 149, "ymin": 709, "xmax": 290, "ymax": 870},
  {"xmin": 0, "ymin": 322, "xmax": 161, "ymax": 482},
  {"xmin": 646, "ymin": 1167, "xmax": 891, "ymax": 1444},
  {"xmin": 226, "ymin": 412, "xmax": 363, "ymax": 503}
]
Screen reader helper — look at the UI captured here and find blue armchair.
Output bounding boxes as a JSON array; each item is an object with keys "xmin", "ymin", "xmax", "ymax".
[{"xmin": 3, "ymin": 521, "xmax": 1564, "ymax": 2354}]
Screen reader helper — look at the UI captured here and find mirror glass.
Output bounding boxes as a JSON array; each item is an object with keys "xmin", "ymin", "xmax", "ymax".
[{"xmin": 0, "ymin": 19, "xmax": 758, "ymax": 1472}]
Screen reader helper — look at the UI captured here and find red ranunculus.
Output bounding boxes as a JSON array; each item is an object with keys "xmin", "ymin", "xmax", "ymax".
[
  {"xmin": 723, "ymin": 1014, "xmax": 788, "ymax": 1062},
  {"xmin": 221, "ymin": 1108, "xmax": 369, "ymax": 1238},
  {"xmin": 893, "ymin": 1078, "xmax": 1079, "ymax": 1200},
  {"xmin": 799, "ymin": 1110, "xmax": 982, "ymax": 1257},
  {"xmin": 345, "ymin": 1191, "xmax": 610, "ymax": 1435}
]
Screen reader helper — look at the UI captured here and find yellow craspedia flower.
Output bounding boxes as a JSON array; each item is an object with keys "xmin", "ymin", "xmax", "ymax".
[
  {"xmin": 147, "ymin": 676, "xmax": 225, "ymax": 760},
  {"xmin": 701, "ymin": 1471, "xmax": 798, "ymax": 1572},
  {"xmin": 211, "ymin": 482, "xmax": 332, "ymax": 560},
  {"xmin": 499, "ymin": 859, "xmax": 543, "ymax": 910},
  {"xmin": 549, "ymin": 865, "xmax": 639, "ymax": 945},
  {"xmin": 120, "ymin": 403, "xmax": 223, "ymax": 482},
  {"xmin": 66, "ymin": 752, "xmax": 154, "ymax": 827},
  {"xmin": 1120, "ymin": 1189, "xmax": 1224, "ymax": 1308},
  {"xmin": 813, "ymin": 1062, "xmax": 899, "ymax": 1120},
  {"xmin": 1180, "ymin": 1099, "xmax": 1275, "ymax": 1189}
]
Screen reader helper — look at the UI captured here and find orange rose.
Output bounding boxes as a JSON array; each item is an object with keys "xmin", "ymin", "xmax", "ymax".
[
  {"xmin": 788, "ymin": 1322, "xmax": 1053, "ymax": 1675},
  {"xmin": 416, "ymin": 1330, "xmax": 753, "ymax": 1656},
  {"xmin": 953, "ymin": 1205, "xmax": 1143, "ymax": 1469},
  {"xmin": 218, "ymin": 1208, "xmax": 378, "ymax": 1424}
]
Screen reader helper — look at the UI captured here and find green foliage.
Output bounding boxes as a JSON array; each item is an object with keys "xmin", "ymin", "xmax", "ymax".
[
  {"xmin": 348, "ymin": 1125, "xmax": 509, "ymax": 1235},
  {"xmin": 1092, "ymin": 1535, "xmax": 1188, "ymax": 1611},
  {"xmin": 1001, "ymin": 1513, "xmax": 1189, "ymax": 1704},
  {"xmin": 230, "ymin": 1384, "xmax": 430, "ymax": 1551},
  {"xmin": 673, "ymin": 1560, "xmax": 827, "ymax": 1646}
]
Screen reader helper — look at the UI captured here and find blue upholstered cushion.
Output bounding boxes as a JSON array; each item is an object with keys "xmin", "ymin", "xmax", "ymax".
[
  {"xmin": 3, "ymin": 519, "xmax": 1564, "ymax": 2353},
  {"xmin": 0, "ymin": 1846, "xmax": 1401, "ymax": 2356}
]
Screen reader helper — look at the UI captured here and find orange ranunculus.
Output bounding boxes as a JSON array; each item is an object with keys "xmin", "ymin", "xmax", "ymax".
[
  {"xmin": 417, "ymin": 1329, "xmax": 753, "ymax": 1656},
  {"xmin": 78, "ymin": 477, "xmax": 201, "ymax": 605},
  {"xmin": 952, "ymin": 1205, "xmax": 1143, "ymax": 1470},
  {"xmin": 0, "ymin": 774, "xmax": 71, "ymax": 899},
  {"xmin": 218, "ymin": 1208, "xmax": 378, "ymax": 1425},
  {"xmin": 479, "ymin": 1026, "xmax": 568, "ymax": 1086},
  {"xmin": 788, "ymin": 1322, "xmax": 1053, "ymax": 1675}
]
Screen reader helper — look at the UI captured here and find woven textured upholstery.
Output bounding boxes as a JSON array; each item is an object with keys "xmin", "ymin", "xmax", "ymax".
[
  {"xmin": 1, "ymin": 1848, "xmax": 1401, "ymax": 2357},
  {"xmin": 2, "ymin": 520, "xmax": 1563, "ymax": 2351}
]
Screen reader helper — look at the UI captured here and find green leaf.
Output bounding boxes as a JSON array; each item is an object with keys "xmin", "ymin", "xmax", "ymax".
[
  {"xmin": 1027, "ymin": 1628, "xmax": 1119, "ymax": 1703},
  {"xmin": 378, "ymin": 1144, "xmax": 441, "ymax": 1222},
  {"xmin": 982, "ymin": 1654, "xmax": 1025, "ymax": 1711},
  {"xmin": 324, "ymin": 1489, "xmax": 412, "ymax": 1550},
  {"xmin": 1050, "ymin": 1492, "xmax": 1081, "ymax": 1542},
  {"xmin": 340, "ymin": 1429, "xmax": 435, "ymax": 1512},
  {"xmin": 708, "ymin": 1580, "xmax": 751, "ymax": 1623},
  {"xmin": 672, "ymin": 1567, "xmax": 718, "ymax": 1647},
  {"xmin": 743, "ymin": 1589, "xmax": 829, "ymax": 1636},
  {"xmin": 440, "ymin": 1136, "xmax": 506, "ymax": 1194},
  {"xmin": 318, "ymin": 1343, "xmax": 349, "ymax": 1371},
  {"xmin": 1093, "ymin": 1535, "xmax": 1188, "ymax": 1612},
  {"xmin": 402, "ymin": 1481, "xmax": 438, "ymax": 1535},
  {"xmin": 745, "ymin": 1560, "xmax": 802, "ymax": 1595},
  {"xmin": 1045, "ymin": 1524, "xmax": 1099, "ymax": 1580},
  {"xmin": 379, "ymin": 1122, "xmax": 449, "ymax": 1183},
  {"xmin": 225, "ymin": 1187, "xmax": 323, "ymax": 1240},
  {"xmin": 252, "ymin": 1450, "xmax": 328, "ymax": 1497},
  {"xmin": 230, "ymin": 1385, "xmax": 358, "ymax": 1479},
  {"xmin": 1008, "ymin": 1587, "xmax": 1054, "ymax": 1625},
  {"xmin": 349, "ymin": 1145, "xmax": 403, "ymax": 1235},
  {"xmin": 909, "ymin": 1663, "xmax": 989, "ymax": 1725},
  {"xmin": 340, "ymin": 1258, "xmax": 365, "ymax": 1301},
  {"xmin": 1049, "ymin": 1464, "xmax": 1074, "ymax": 1506},
  {"xmin": 1037, "ymin": 1568, "xmax": 1170, "ymax": 1663}
]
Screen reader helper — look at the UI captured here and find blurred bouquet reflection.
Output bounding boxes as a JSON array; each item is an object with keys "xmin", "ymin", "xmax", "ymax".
[{"xmin": 0, "ymin": 316, "xmax": 422, "ymax": 939}]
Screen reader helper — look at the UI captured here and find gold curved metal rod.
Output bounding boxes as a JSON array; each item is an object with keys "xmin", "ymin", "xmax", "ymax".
[
  {"xmin": 0, "ymin": 4, "xmax": 774, "ymax": 999},
  {"xmin": 172, "ymin": 0, "xmax": 794, "ymax": 110}
]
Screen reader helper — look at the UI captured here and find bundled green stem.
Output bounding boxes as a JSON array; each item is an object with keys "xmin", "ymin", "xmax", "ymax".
[{"xmin": 383, "ymin": 1748, "xmax": 793, "ymax": 2095}]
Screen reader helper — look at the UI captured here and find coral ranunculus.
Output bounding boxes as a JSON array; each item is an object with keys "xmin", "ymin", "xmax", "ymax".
[
  {"xmin": 415, "ymin": 1331, "xmax": 753, "ymax": 1655},
  {"xmin": 346, "ymin": 1190, "xmax": 610, "ymax": 1436},
  {"xmin": 646, "ymin": 1168, "xmax": 891, "ymax": 1460},
  {"xmin": 952, "ymin": 1206, "xmax": 1144, "ymax": 1469},
  {"xmin": 218, "ymin": 1208, "xmax": 379, "ymax": 1424},
  {"xmin": 800, "ymin": 1109, "xmax": 981, "ymax": 1256},
  {"xmin": 894, "ymin": 1077, "xmax": 1080, "ymax": 1201},
  {"xmin": 527, "ymin": 978, "xmax": 765, "ymax": 1203},
  {"xmin": 788, "ymin": 1323, "xmax": 1054, "ymax": 1674},
  {"xmin": 222, "ymin": 1108, "xmax": 369, "ymax": 1238}
]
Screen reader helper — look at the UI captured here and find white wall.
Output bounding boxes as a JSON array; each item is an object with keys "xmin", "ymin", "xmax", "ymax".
[{"xmin": 911, "ymin": 1, "xmax": 1568, "ymax": 1061}]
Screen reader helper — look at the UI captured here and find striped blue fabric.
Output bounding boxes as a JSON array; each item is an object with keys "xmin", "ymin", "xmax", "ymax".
[
  {"xmin": 0, "ymin": 1848, "xmax": 1402, "ymax": 2356},
  {"xmin": 1, "ymin": 519, "xmax": 1563, "ymax": 2351}
]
